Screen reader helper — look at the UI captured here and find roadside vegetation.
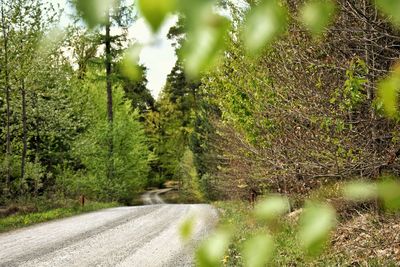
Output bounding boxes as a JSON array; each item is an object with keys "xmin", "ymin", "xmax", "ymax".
[
  {"xmin": 215, "ymin": 200, "xmax": 400, "ymax": 266},
  {"xmin": 0, "ymin": 198, "xmax": 117, "ymax": 233}
]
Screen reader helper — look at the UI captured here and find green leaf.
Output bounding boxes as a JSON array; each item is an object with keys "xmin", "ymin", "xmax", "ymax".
[
  {"xmin": 342, "ymin": 181, "xmax": 378, "ymax": 202},
  {"xmin": 377, "ymin": 68, "xmax": 400, "ymax": 118},
  {"xmin": 375, "ymin": 0, "xmax": 400, "ymax": 26},
  {"xmin": 378, "ymin": 178, "xmax": 400, "ymax": 211},
  {"xmin": 242, "ymin": 234, "xmax": 274, "ymax": 267},
  {"xmin": 196, "ymin": 229, "xmax": 232, "ymax": 267},
  {"xmin": 299, "ymin": 0, "xmax": 336, "ymax": 36},
  {"xmin": 298, "ymin": 202, "xmax": 336, "ymax": 255},
  {"xmin": 138, "ymin": 0, "xmax": 177, "ymax": 32},
  {"xmin": 120, "ymin": 45, "xmax": 142, "ymax": 81},
  {"xmin": 74, "ymin": 0, "xmax": 116, "ymax": 28},
  {"xmin": 182, "ymin": 10, "xmax": 230, "ymax": 79},
  {"xmin": 254, "ymin": 195, "xmax": 290, "ymax": 222},
  {"xmin": 179, "ymin": 216, "xmax": 195, "ymax": 242},
  {"xmin": 243, "ymin": 0, "xmax": 288, "ymax": 55}
]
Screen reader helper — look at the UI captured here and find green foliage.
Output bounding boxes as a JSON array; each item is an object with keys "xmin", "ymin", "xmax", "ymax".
[
  {"xmin": 343, "ymin": 181, "xmax": 378, "ymax": 202},
  {"xmin": 145, "ymin": 61, "xmax": 200, "ymax": 188},
  {"xmin": 375, "ymin": 0, "xmax": 400, "ymax": 26},
  {"xmin": 182, "ymin": 10, "xmax": 231, "ymax": 79},
  {"xmin": 177, "ymin": 149, "xmax": 205, "ymax": 202},
  {"xmin": 243, "ymin": 0, "xmax": 288, "ymax": 55},
  {"xmin": 0, "ymin": 201, "xmax": 117, "ymax": 233},
  {"xmin": 299, "ymin": 0, "xmax": 336, "ymax": 36},
  {"xmin": 377, "ymin": 178, "xmax": 400, "ymax": 211},
  {"xmin": 298, "ymin": 202, "xmax": 337, "ymax": 256},
  {"xmin": 73, "ymin": 0, "xmax": 116, "ymax": 28},
  {"xmin": 377, "ymin": 66, "xmax": 400, "ymax": 118},
  {"xmin": 120, "ymin": 45, "xmax": 143, "ymax": 81},
  {"xmin": 242, "ymin": 234, "xmax": 275, "ymax": 267},
  {"xmin": 179, "ymin": 215, "xmax": 196, "ymax": 242},
  {"xmin": 72, "ymin": 75, "xmax": 150, "ymax": 202},
  {"xmin": 117, "ymin": 64, "xmax": 155, "ymax": 113},
  {"xmin": 196, "ymin": 228, "xmax": 232, "ymax": 267},
  {"xmin": 209, "ymin": 201, "xmax": 311, "ymax": 266},
  {"xmin": 340, "ymin": 59, "xmax": 368, "ymax": 111},
  {"xmin": 4, "ymin": 0, "xmax": 400, "ymax": 265},
  {"xmin": 138, "ymin": 0, "xmax": 177, "ymax": 32},
  {"xmin": 253, "ymin": 195, "xmax": 290, "ymax": 222}
]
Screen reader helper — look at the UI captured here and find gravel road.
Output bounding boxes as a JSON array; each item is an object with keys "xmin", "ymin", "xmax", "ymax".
[
  {"xmin": 141, "ymin": 188, "xmax": 172, "ymax": 205},
  {"xmin": 0, "ymin": 195, "xmax": 218, "ymax": 267}
]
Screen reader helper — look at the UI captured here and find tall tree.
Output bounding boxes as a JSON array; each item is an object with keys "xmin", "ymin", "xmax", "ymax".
[
  {"xmin": 105, "ymin": 9, "xmax": 114, "ymax": 180},
  {"xmin": 73, "ymin": 0, "xmax": 135, "ymax": 181},
  {"xmin": 1, "ymin": 1, "xmax": 11, "ymax": 195},
  {"xmin": 72, "ymin": 0, "xmax": 138, "ymax": 182}
]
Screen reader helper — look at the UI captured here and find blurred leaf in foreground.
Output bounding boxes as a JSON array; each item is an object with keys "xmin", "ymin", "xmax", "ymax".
[
  {"xmin": 375, "ymin": 0, "xmax": 400, "ymax": 27},
  {"xmin": 377, "ymin": 65, "xmax": 400, "ymax": 118},
  {"xmin": 342, "ymin": 181, "xmax": 377, "ymax": 202},
  {"xmin": 74, "ymin": 0, "xmax": 116, "ymax": 28},
  {"xmin": 298, "ymin": 202, "xmax": 336, "ymax": 255},
  {"xmin": 181, "ymin": 2, "xmax": 230, "ymax": 79},
  {"xmin": 180, "ymin": 0, "xmax": 231, "ymax": 79},
  {"xmin": 38, "ymin": 28, "xmax": 66, "ymax": 57},
  {"xmin": 254, "ymin": 195, "xmax": 290, "ymax": 222},
  {"xmin": 196, "ymin": 228, "xmax": 232, "ymax": 267},
  {"xmin": 179, "ymin": 216, "xmax": 196, "ymax": 242},
  {"xmin": 378, "ymin": 178, "xmax": 400, "ymax": 211},
  {"xmin": 242, "ymin": 234, "xmax": 274, "ymax": 267},
  {"xmin": 299, "ymin": 0, "xmax": 336, "ymax": 36},
  {"xmin": 243, "ymin": 0, "xmax": 287, "ymax": 55},
  {"xmin": 138, "ymin": 0, "xmax": 177, "ymax": 32},
  {"xmin": 120, "ymin": 45, "xmax": 142, "ymax": 81}
]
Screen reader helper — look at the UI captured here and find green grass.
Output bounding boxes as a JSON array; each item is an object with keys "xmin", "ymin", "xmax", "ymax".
[
  {"xmin": 0, "ymin": 201, "xmax": 118, "ymax": 233},
  {"xmin": 213, "ymin": 201, "xmax": 329, "ymax": 266},
  {"xmin": 213, "ymin": 200, "xmax": 398, "ymax": 266}
]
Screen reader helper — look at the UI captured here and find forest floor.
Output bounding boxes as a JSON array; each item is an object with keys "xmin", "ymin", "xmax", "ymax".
[{"xmin": 215, "ymin": 200, "xmax": 400, "ymax": 266}]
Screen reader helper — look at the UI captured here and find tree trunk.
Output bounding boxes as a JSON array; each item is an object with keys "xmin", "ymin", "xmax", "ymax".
[
  {"xmin": 1, "ymin": 3, "xmax": 11, "ymax": 195},
  {"xmin": 21, "ymin": 79, "xmax": 27, "ymax": 179},
  {"xmin": 105, "ymin": 11, "xmax": 114, "ymax": 180}
]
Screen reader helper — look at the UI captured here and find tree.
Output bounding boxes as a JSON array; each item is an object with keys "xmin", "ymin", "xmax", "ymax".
[
  {"xmin": 73, "ymin": 0, "xmax": 137, "ymax": 181},
  {"xmin": 115, "ymin": 65, "xmax": 155, "ymax": 113},
  {"xmin": 0, "ymin": 1, "xmax": 11, "ymax": 195},
  {"xmin": 71, "ymin": 69, "xmax": 150, "ymax": 203}
]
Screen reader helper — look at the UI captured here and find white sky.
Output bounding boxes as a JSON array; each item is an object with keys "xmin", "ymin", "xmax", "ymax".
[
  {"xmin": 52, "ymin": 0, "xmax": 177, "ymax": 99},
  {"xmin": 129, "ymin": 17, "xmax": 177, "ymax": 98}
]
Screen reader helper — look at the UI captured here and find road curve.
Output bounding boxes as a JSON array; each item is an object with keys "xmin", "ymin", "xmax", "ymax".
[
  {"xmin": 0, "ymin": 204, "xmax": 218, "ymax": 267},
  {"xmin": 141, "ymin": 188, "xmax": 173, "ymax": 205}
]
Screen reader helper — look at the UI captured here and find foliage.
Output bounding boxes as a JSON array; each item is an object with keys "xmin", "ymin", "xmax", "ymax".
[
  {"xmin": 177, "ymin": 149, "xmax": 205, "ymax": 202},
  {"xmin": 3, "ymin": 0, "xmax": 400, "ymax": 265},
  {"xmin": 71, "ymin": 73, "xmax": 150, "ymax": 203},
  {"xmin": 212, "ymin": 195, "xmax": 400, "ymax": 266}
]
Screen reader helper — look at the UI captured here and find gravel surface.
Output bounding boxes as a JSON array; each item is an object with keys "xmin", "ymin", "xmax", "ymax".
[
  {"xmin": 141, "ymin": 189, "xmax": 172, "ymax": 205},
  {"xmin": 0, "ymin": 202, "xmax": 218, "ymax": 267}
]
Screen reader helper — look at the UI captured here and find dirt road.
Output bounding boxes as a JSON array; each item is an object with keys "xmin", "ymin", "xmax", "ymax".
[
  {"xmin": 141, "ymin": 188, "xmax": 173, "ymax": 205},
  {"xmin": 0, "ymin": 194, "xmax": 217, "ymax": 267}
]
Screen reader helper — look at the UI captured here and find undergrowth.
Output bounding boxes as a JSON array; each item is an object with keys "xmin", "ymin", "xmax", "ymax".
[
  {"xmin": 214, "ymin": 200, "xmax": 399, "ymax": 266},
  {"xmin": 0, "ymin": 199, "xmax": 117, "ymax": 233}
]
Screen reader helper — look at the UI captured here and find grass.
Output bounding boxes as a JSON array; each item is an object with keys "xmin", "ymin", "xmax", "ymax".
[
  {"xmin": 0, "ymin": 200, "xmax": 118, "ymax": 233},
  {"xmin": 213, "ymin": 200, "xmax": 399, "ymax": 266}
]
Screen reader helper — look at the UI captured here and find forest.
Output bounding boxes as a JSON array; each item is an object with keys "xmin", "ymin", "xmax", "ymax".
[{"xmin": 2, "ymin": 0, "xmax": 400, "ymax": 266}]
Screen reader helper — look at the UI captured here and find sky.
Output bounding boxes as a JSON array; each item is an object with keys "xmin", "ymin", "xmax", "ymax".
[
  {"xmin": 129, "ymin": 17, "xmax": 177, "ymax": 98},
  {"xmin": 52, "ymin": 0, "xmax": 177, "ymax": 99}
]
